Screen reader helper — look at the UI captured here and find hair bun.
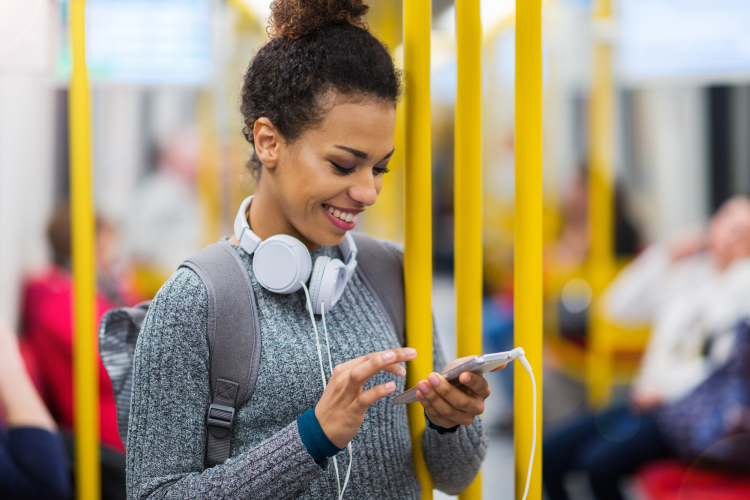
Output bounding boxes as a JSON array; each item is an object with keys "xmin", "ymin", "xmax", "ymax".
[{"xmin": 269, "ymin": 0, "xmax": 369, "ymax": 39}]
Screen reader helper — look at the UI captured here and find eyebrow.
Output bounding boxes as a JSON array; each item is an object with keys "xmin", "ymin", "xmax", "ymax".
[{"xmin": 334, "ymin": 145, "xmax": 395, "ymax": 162}]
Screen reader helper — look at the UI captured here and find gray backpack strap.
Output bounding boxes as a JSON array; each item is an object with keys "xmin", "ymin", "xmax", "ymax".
[
  {"xmin": 180, "ymin": 240, "xmax": 261, "ymax": 468},
  {"xmin": 350, "ymin": 232, "xmax": 405, "ymax": 347}
]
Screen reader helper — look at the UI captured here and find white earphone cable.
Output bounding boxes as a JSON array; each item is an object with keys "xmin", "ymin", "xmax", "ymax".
[
  {"xmin": 322, "ymin": 304, "xmax": 353, "ymax": 499},
  {"xmin": 301, "ymin": 282, "xmax": 351, "ymax": 500},
  {"xmin": 518, "ymin": 355, "xmax": 537, "ymax": 500}
]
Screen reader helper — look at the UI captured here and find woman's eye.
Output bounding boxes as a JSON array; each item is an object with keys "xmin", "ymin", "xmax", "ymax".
[
  {"xmin": 330, "ymin": 161, "xmax": 355, "ymax": 175},
  {"xmin": 374, "ymin": 166, "xmax": 390, "ymax": 175}
]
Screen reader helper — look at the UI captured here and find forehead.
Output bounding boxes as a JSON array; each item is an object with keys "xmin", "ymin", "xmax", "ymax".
[{"xmin": 302, "ymin": 96, "xmax": 396, "ymax": 152}]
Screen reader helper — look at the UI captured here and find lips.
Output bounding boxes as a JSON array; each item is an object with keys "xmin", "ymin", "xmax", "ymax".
[{"xmin": 323, "ymin": 204, "xmax": 360, "ymax": 230}]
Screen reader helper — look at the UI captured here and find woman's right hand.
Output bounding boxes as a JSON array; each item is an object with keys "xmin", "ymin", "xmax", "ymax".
[{"xmin": 315, "ymin": 348, "xmax": 417, "ymax": 448}]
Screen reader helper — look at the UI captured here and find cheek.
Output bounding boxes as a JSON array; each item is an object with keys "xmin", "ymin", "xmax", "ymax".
[{"xmin": 375, "ymin": 175, "xmax": 384, "ymax": 194}]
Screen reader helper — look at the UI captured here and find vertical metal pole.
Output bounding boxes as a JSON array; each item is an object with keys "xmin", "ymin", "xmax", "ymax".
[
  {"xmin": 587, "ymin": 0, "xmax": 615, "ymax": 405},
  {"xmin": 404, "ymin": 1, "xmax": 433, "ymax": 498},
  {"xmin": 368, "ymin": 0, "xmax": 403, "ymax": 242},
  {"xmin": 70, "ymin": 0, "xmax": 101, "ymax": 498},
  {"xmin": 514, "ymin": 0, "xmax": 543, "ymax": 498},
  {"xmin": 455, "ymin": 1, "xmax": 483, "ymax": 498}
]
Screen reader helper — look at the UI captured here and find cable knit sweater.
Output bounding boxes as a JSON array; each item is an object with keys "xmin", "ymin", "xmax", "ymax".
[{"xmin": 126, "ymin": 241, "xmax": 487, "ymax": 499}]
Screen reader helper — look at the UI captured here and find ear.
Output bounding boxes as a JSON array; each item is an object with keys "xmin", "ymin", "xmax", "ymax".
[{"xmin": 253, "ymin": 117, "xmax": 282, "ymax": 169}]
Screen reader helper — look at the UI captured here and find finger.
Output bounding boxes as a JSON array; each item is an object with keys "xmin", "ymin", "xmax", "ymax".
[
  {"xmin": 426, "ymin": 373, "xmax": 484, "ymax": 415},
  {"xmin": 457, "ymin": 371, "xmax": 491, "ymax": 398},
  {"xmin": 382, "ymin": 364, "xmax": 406, "ymax": 377},
  {"xmin": 356, "ymin": 381, "xmax": 397, "ymax": 410},
  {"xmin": 417, "ymin": 394, "xmax": 463, "ymax": 429},
  {"xmin": 490, "ymin": 362, "xmax": 508, "ymax": 372},
  {"xmin": 348, "ymin": 348, "xmax": 417, "ymax": 389},
  {"xmin": 441, "ymin": 355, "xmax": 478, "ymax": 374},
  {"xmin": 417, "ymin": 382, "xmax": 475, "ymax": 426}
]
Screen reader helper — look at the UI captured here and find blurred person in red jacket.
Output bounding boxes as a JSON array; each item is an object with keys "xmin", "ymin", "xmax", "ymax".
[{"xmin": 21, "ymin": 201, "xmax": 141, "ymax": 455}]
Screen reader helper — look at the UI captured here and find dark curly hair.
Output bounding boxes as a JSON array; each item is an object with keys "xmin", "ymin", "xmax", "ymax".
[{"xmin": 240, "ymin": 0, "xmax": 402, "ymax": 178}]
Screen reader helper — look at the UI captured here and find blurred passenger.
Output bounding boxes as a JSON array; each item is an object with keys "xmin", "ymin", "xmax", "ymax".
[
  {"xmin": 0, "ymin": 316, "xmax": 72, "ymax": 500},
  {"xmin": 553, "ymin": 170, "xmax": 641, "ymax": 344},
  {"xmin": 126, "ymin": 125, "xmax": 201, "ymax": 295},
  {"xmin": 22, "ymin": 202, "xmax": 139, "ymax": 499},
  {"xmin": 554, "ymin": 171, "xmax": 589, "ymax": 269},
  {"xmin": 544, "ymin": 195, "xmax": 750, "ymax": 500},
  {"xmin": 22, "ymin": 202, "xmax": 140, "ymax": 451}
]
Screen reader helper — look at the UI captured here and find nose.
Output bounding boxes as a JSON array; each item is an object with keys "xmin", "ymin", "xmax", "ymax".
[{"xmin": 348, "ymin": 168, "xmax": 379, "ymax": 207}]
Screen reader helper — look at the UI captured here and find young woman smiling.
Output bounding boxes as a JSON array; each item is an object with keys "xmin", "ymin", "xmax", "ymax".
[{"xmin": 125, "ymin": 1, "xmax": 497, "ymax": 498}]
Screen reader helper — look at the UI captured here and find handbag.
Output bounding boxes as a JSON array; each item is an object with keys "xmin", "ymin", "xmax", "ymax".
[{"xmin": 657, "ymin": 319, "xmax": 750, "ymax": 471}]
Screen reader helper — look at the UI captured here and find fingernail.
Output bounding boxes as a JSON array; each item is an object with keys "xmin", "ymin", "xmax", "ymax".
[
  {"xmin": 406, "ymin": 348, "xmax": 417, "ymax": 357},
  {"xmin": 428, "ymin": 374, "xmax": 440, "ymax": 387},
  {"xmin": 418, "ymin": 381, "xmax": 430, "ymax": 393},
  {"xmin": 382, "ymin": 352, "xmax": 395, "ymax": 361},
  {"xmin": 386, "ymin": 382, "xmax": 395, "ymax": 390},
  {"xmin": 416, "ymin": 391, "xmax": 425, "ymax": 401},
  {"xmin": 460, "ymin": 373, "xmax": 471, "ymax": 384},
  {"xmin": 400, "ymin": 366, "xmax": 406, "ymax": 376}
]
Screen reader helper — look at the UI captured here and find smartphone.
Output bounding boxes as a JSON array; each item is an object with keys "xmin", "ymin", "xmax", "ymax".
[{"xmin": 391, "ymin": 348, "xmax": 525, "ymax": 405}]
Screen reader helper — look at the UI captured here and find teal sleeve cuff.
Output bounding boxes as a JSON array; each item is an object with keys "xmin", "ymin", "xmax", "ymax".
[{"xmin": 297, "ymin": 407, "xmax": 345, "ymax": 465}]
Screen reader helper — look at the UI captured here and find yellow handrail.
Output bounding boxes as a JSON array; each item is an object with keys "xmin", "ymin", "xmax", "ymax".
[
  {"xmin": 70, "ymin": 0, "xmax": 101, "ymax": 498},
  {"xmin": 514, "ymin": 0, "xmax": 543, "ymax": 498},
  {"xmin": 403, "ymin": 1, "xmax": 434, "ymax": 498},
  {"xmin": 454, "ymin": 0, "xmax": 483, "ymax": 498},
  {"xmin": 586, "ymin": 0, "xmax": 616, "ymax": 405}
]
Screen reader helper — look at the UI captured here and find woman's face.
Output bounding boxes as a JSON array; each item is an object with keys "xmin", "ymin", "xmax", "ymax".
[{"xmin": 256, "ymin": 95, "xmax": 396, "ymax": 249}]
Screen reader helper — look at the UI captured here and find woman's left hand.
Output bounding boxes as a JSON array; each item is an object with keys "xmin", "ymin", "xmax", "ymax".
[{"xmin": 415, "ymin": 356, "xmax": 506, "ymax": 428}]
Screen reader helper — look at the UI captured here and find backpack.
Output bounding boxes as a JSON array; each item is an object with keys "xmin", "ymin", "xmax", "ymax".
[
  {"xmin": 657, "ymin": 319, "xmax": 750, "ymax": 472},
  {"xmin": 98, "ymin": 233, "xmax": 405, "ymax": 468}
]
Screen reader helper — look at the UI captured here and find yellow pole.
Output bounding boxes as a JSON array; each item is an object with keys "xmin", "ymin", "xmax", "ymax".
[
  {"xmin": 586, "ymin": 0, "xmax": 615, "ymax": 405},
  {"xmin": 70, "ymin": 0, "xmax": 100, "ymax": 499},
  {"xmin": 514, "ymin": 0, "xmax": 543, "ymax": 498},
  {"xmin": 367, "ymin": 0, "xmax": 404, "ymax": 242},
  {"xmin": 455, "ymin": 0, "xmax": 483, "ymax": 498},
  {"xmin": 404, "ymin": 1, "xmax": 433, "ymax": 498}
]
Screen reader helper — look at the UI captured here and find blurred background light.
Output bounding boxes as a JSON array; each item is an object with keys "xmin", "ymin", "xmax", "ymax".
[{"xmin": 619, "ymin": 0, "xmax": 750, "ymax": 82}]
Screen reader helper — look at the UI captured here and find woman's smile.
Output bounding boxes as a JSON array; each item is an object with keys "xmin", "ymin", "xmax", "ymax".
[{"xmin": 322, "ymin": 203, "xmax": 361, "ymax": 230}]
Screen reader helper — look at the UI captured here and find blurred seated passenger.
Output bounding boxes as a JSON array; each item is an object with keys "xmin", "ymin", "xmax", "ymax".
[
  {"xmin": 543, "ymin": 195, "xmax": 750, "ymax": 500},
  {"xmin": 22, "ymin": 202, "xmax": 140, "ymax": 454},
  {"xmin": 0, "ymin": 316, "xmax": 72, "ymax": 500},
  {"xmin": 125, "ymin": 125, "xmax": 201, "ymax": 295}
]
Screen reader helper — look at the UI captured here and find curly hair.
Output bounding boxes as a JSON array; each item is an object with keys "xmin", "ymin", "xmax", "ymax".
[{"xmin": 240, "ymin": 0, "xmax": 402, "ymax": 178}]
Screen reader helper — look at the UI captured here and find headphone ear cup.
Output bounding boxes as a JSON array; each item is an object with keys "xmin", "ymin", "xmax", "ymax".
[
  {"xmin": 309, "ymin": 256, "xmax": 329, "ymax": 313},
  {"xmin": 253, "ymin": 235, "xmax": 312, "ymax": 294},
  {"xmin": 312, "ymin": 257, "xmax": 347, "ymax": 315}
]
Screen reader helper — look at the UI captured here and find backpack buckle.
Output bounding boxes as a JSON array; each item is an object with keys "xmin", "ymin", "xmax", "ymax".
[{"xmin": 206, "ymin": 403, "xmax": 235, "ymax": 439}]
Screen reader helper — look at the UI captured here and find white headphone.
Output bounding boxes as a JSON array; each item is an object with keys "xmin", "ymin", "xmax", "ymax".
[{"xmin": 233, "ymin": 196, "xmax": 358, "ymax": 315}]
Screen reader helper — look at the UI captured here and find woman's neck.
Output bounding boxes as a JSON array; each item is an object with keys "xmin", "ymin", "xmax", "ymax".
[{"xmin": 239, "ymin": 188, "xmax": 319, "ymax": 251}]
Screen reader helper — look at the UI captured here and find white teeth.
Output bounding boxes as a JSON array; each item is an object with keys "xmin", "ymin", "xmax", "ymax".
[{"xmin": 326, "ymin": 205, "xmax": 358, "ymax": 224}]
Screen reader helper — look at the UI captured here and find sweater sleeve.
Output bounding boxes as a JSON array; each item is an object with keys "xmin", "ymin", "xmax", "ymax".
[
  {"xmin": 126, "ymin": 269, "xmax": 326, "ymax": 500},
  {"xmin": 421, "ymin": 326, "xmax": 488, "ymax": 495},
  {"xmin": 0, "ymin": 427, "xmax": 72, "ymax": 500}
]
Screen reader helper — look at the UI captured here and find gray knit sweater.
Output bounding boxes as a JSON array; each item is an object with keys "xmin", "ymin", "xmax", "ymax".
[{"xmin": 126, "ymin": 241, "xmax": 488, "ymax": 499}]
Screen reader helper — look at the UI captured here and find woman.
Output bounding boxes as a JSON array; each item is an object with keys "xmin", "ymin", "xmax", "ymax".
[{"xmin": 126, "ymin": 1, "xmax": 496, "ymax": 499}]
